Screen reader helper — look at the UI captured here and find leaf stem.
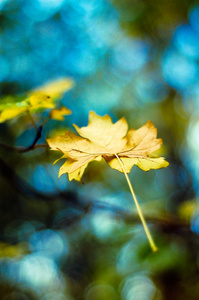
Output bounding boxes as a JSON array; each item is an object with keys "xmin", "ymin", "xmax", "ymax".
[{"xmin": 114, "ymin": 153, "xmax": 158, "ymax": 252}]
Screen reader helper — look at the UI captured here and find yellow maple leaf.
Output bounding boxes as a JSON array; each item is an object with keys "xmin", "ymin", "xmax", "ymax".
[
  {"xmin": 49, "ymin": 106, "xmax": 72, "ymax": 121},
  {"xmin": 47, "ymin": 111, "xmax": 169, "ymax": 251},
  {"xmin": 32, "ymin": 77, "xmax": 74, "ymax": 100},
  {"xmin": 47, "ymin": 111, "xmax": 168, "ymax": 182}
]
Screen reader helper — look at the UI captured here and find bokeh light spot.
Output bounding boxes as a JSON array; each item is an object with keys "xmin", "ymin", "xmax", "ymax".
[
  {"xmin": 90, "ymin": 211, "xmax": 122, "ymax": 239},
  {"xmin": 162, "ymin": 49, "xmax": 198, "ymax": 90},
  {"xmin": 19, "ymin": 254, "xmax": 59, "ymax": 287},
  {"xmin": 30, "ymin": 229, "xmax": 68, "ymax": 259},
  {"xmin": 174, "ymin": 25, "xmax": 199, "ymax": 59},
  {"xmin": 110, "ymin": 38, "xmax": 149, "ymax": 79},
  {"xmin": 122, "ymin": 274, "xmax": 157, "ymax": 300}
]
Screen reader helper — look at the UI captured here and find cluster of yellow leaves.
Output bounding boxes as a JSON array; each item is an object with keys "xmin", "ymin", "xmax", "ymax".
[
  {"xmin": 47, "ymin": 111, "xmax": 169, "ymax": 182},
  {"xmin": 0, "ymin": 78, "xmax": 73, "ymax": 123}
]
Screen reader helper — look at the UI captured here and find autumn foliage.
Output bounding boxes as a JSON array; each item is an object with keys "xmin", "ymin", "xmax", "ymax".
[{"xmin": 47, "ymin": 111, "xmax": 169, "ymax": 182}]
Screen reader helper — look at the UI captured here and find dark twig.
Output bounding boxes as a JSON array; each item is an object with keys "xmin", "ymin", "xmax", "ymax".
[{"xmin": 0, "ymin": 125, "xmax": 48, "ymax": 153}]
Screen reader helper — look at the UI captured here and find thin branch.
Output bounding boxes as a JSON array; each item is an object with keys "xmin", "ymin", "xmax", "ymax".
[{"xmin": 0, "ymin": 125, "xmax": 48, "ymax": 153}]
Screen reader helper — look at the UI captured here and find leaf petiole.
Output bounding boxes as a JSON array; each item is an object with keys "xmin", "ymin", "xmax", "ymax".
[{"xmin": 114, "ymin": 153, "xmax": 158, "ymax": 252}]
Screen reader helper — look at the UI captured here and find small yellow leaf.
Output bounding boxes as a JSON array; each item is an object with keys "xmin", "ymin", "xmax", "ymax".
[
  {"xmin": 28, "ymin": 92, "xmax": 55, "ymax": 113},
  {"xmin": 0, "ymin": 105, "xmax": 28, "ymax": 123},
  {"xmin": 32, "ymin": 77, "xmax": 74, "ymax": 99},
  {"xmin": 47, "ymin": 111, "xmax": 169, "ymax": 181},
  {"xmin": 50, "ymin": 106, "xmax": 72, "ymax": 121}
]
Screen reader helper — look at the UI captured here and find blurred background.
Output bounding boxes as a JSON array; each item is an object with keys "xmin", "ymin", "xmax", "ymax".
[{"xmin": 0, "ymin": 0, "xmax": 199, "ymax": 299}]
